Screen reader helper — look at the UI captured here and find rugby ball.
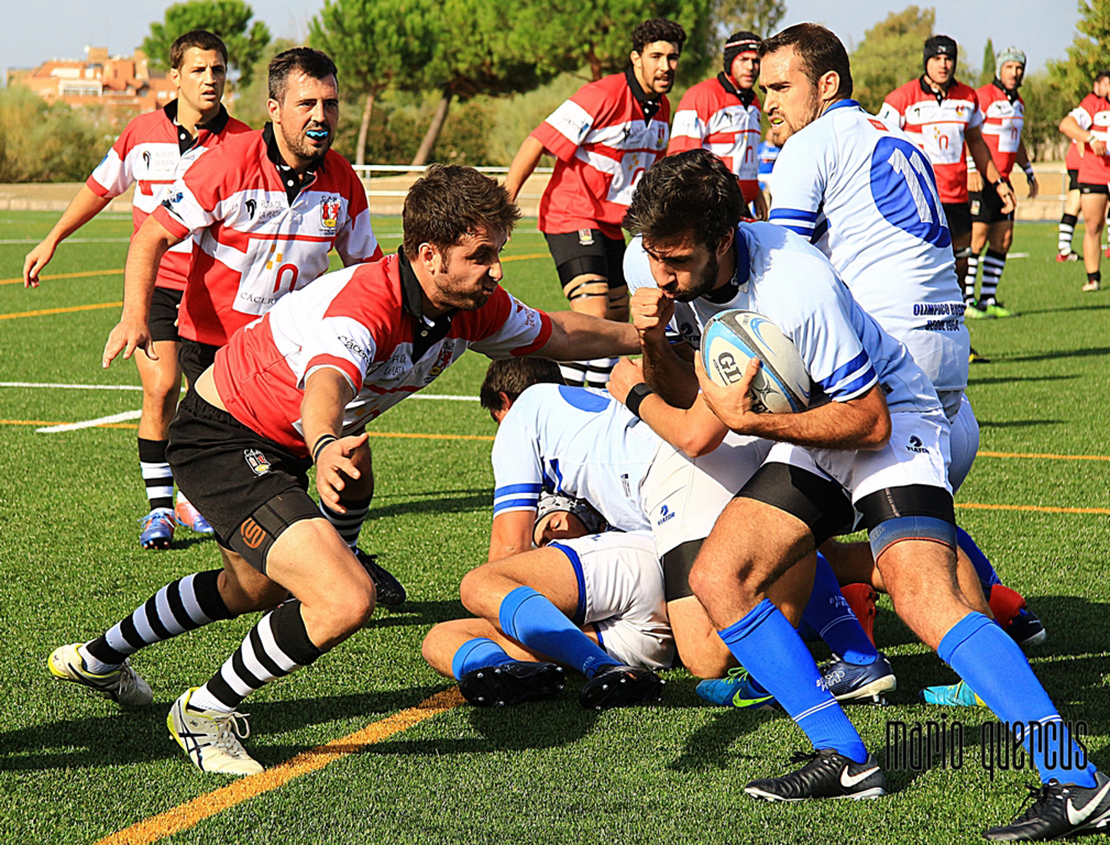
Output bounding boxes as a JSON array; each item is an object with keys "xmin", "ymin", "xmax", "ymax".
[{"xmin": 700, "ymin": 310, "xmax": 811, "ymax": 414}]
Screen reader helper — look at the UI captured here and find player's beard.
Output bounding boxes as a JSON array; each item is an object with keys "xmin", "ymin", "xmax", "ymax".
[
  {"xmin": 772, "ymin": 88, "xmax": 822, "ymax": 145},
  {"xmin": 673, "ymin": 250, "xmax": 720, "ymax": 302},
  {"xmin": 281, "ymin": 121, "xmax": 332, "ymax": 168}
]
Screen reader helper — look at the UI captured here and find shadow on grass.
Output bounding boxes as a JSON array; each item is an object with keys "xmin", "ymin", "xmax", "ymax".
[
  {"xmin": 363, "ymin": 599, "xmax": 465, "ymax": 629},
  {"xmin": 369, "ymin": 489, "xmax": 492, "ymax": 520}
]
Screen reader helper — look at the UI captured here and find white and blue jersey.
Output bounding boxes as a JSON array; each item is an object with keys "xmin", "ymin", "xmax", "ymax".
[
  {"xmin": 767, "ymin": 100, "xmax": 969, "ymax": 398},
  {"xmin": 625, "ymin": 223, "xmax": 943, "ymax": 417},
  {"xmin": 491, "ymin": 384, "xmax": 661, "ymax": 532}
]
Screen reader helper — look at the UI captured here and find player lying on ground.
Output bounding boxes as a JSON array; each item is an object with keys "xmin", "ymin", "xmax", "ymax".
[
  {"xmin": 423, "ymin": 492, "xmax": 668, "ymax": 710},
  {"xmin": 614, "ymin": 149, "xmax": 1108, "ymax": 842},
  {"xmin": 482, "ymin": 358, "xmax": 894, "ymax": 706},
  {"xmin": 48, "ymin": 166, "xmax": 640, "ymax": 776}
]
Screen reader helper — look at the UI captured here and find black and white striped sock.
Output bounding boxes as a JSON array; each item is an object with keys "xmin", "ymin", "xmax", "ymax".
[
  {"xmin": 138, "ymin": 438, "xmax": 174, "ymax": 511},
  {"xmin": 82, "ymin": 570, "xmax": 233, "ymax": 669},
  {"xmin": 192, "ymin": 600, "xmax": 323, "ymax": 712},
  {"xmin": 320, "ymin": 495, "xmax": 371, "ymax": 548},
  {"xmin": 963, "ymin": 253, "xmax": 980, "ymax": 302},
  {"xmin": 558, "ymin": 357, "xmax": 618, "ymax": 390},
  {"xmin": 980, "ymin": 249, "xmax": 1007, "ymax": 304},
  {"xmin": 1058, "ymin": 214, "xmax": 1077, "ymax": 255}
]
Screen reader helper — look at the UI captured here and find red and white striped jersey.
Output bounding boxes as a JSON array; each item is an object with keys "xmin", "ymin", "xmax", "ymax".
[
  {"xmin": 1066, "ymin": 139, "xmax": 1081, "ymax": 172},
  {"xmin": 532, "ymin": 69, "xmax": 670, "ymax": 239},
  {"xmin": 213, "ymin": 253, "xmax": 553, "ymax": 455},
  {"xmin": 668, "ymin": 74, "xmax": 762, "ymax": 203},
  {"xmin": 153, "ymin": 127, "xmax": 382, "ymax": 346},
  {"xmin": 975, "ymin": 82, "xmax": 1024, "ymax": 178},
  {"xmin": 1069, "ymin": 94, "xmax": 1110, "ymax": 185},
  {"xmin": 87, "ymin": 102, "xmax": 251, "ymax": 291},
  {"xmin": 878, "ymin": 78, "xmax": 983, "ymax": 203}
]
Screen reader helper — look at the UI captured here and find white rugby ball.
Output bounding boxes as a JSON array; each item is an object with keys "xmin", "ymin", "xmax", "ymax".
[{"xmin": 700, "ymin": 310, "xmax": 811, "ymax": 414}]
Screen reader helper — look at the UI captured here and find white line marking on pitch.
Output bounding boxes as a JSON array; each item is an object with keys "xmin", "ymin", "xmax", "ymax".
[
  {"xmin": 37, "ymin": 410, "xmax": 143, "ymax": 432},
  {"xmin": 0, "ymin": 382, "xmax": 478, "ymax": 401}
]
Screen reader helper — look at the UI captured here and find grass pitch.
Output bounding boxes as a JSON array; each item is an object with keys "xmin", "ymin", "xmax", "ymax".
[{"xmin": 1, "ymin": 213, "xmax": 1109, "ymax": 844}]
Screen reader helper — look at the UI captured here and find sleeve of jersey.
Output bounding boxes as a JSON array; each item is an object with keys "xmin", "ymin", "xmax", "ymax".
[
  {"xmin": 86, "ymin": 131, "xmax": 133, "ymax": 198},
  {"xmin": 335, "ymin": 182, "xmax": 382, "ymax": 265},
  {"xmin": 469, "ymin": 289, "xmax": 554, "ymax": 358},
  {"xmin": 300, "ymin": 314, "xmax": 376, "ymax": 394},
  {"xmin": 667, "ymin": 91, "xmax": 707, "ymax": 153},
  {"xmin": 767, "ymin": 136, "xmax": 824, "ymax": 242},
  {"xmin": 152, "ymin": 171, "xmax": 218, "ymax": 239},
  {"xmin": 1071, "ymin": 99, "xmax": 1095, "ymax": 130},
  {"xmin": 490, "ymin": 420, "xmax": 544, "ymax": 517},
  {"xmin": 789, "ymin": 281, "xmax": 877, "ymax": 403},
  {"xmin": 532, "ymin": 94, "xmax": 597, "ymax": 163},
  {"xmin": 967, "ymin": 99, "xmax": 985, "ymax": 131},
  {"xmin": 876, "ymin": 92, "xmax": 906, "ymax": 130}
]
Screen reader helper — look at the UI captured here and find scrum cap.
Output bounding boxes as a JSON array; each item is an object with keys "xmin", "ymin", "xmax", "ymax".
[
  {"xmin": 923, "ymin": 34, "xmax": 958, "ymax": 68},
  {"xmin": 724, "ymin": 31, "xmax": 761, "ymax": 73}
]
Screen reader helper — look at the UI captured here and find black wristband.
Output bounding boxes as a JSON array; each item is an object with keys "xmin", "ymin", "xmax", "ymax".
[
  {"xmin": 312, "ymin": 434, "xmax": 338, "ymax": 463},
  {"xmin": 625, "ymin": 383, "xmax": 655, "ymax": 419}
]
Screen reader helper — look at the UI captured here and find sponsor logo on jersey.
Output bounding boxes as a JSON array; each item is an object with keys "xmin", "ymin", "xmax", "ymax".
[
  {"xmin": 246, "ymin": 199, "xmax": 257, "ymax": 219},
  {"xmin": 656, "ymin": 504, "xmax": 676, "ymax": 526},
  {"xmin": 906, "ymin": 435, "xmax": 929, "ymax": 454},
  {"xmin": 339, "ymin": 334, "xmax": 371, "ymax": 363},
  {"xmin": 142, "ymin": 151, "xmax": 151, "ymax": 168},
  {"xmin": 244, "ymin": 448, "xmax": 271, "ymax": 475},
  {"xmin": 321, "ymin": 196, "xmax": 341, "ymax": 230}
]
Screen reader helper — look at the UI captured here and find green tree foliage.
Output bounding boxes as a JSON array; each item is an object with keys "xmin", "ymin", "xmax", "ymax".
[
  {"xmin": 712, "ymin": 0, "xmax": 785, "ymax": 39},
  {"xmin": 142, "ymin": 0, "xmax": 271, "ymax": 86},
  {"xmin": 0, "ymin": 88, "xmax": 110, "ymax": 181},
  {"xmin": 850, "ymin": 6, "xmax": 935, "ymax": 114},
  {"xmin": 309, "ymin": 0, "xmax": 435, "ymax": 165},
  {"xmin": 1049, "ymin": 0, "xmax": 1110, "ymax": 104},
  {"xmin": 1021, "ymin": 71, "xmax": 1072, "ymax": 160},
  {"xmin": 229, "ymin": 37, "xmax": 296, "ymax": 127},
  {"xmin": 979, "ymin": 38, "xmax": 996, "ymax": 86}
]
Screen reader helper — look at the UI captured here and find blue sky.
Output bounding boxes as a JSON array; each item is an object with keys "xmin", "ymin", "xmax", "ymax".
[{"xmin": 1, "ymin": 1, "xmax": 1080, "ymax": 81}]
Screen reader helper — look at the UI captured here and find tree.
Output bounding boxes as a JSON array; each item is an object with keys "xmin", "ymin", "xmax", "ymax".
[
  {"xmin": 711, "ymin": 0, "xmax": 785, "ymax": 39},
  {"xmin": 1049, "ymin": 0, "xmax": 1110, "ymax": 105},
  {"xmin": 143, "ymin": 0, "xmax": 271, "ymax": 87},
  {"xmin": 850, "ymin": 6, "xmax": 935, "ymax": 114},
  {"xmin": 309, "ymin": 0, "xmax": 434, "ymax": 166},
  {"xmin": 979, "ymin": 38, "xmax": 996, "ymax": 87}
]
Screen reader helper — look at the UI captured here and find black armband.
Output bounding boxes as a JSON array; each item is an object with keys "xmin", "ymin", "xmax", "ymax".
[{"xmin": 625, "ymin": 383, "xmax": 655, "ymax": 419}]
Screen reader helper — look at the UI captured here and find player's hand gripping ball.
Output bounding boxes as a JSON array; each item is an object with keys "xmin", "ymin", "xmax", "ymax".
[{"xmin": 699, "ymin": 310, "xmax": 811, "ymax": 414}]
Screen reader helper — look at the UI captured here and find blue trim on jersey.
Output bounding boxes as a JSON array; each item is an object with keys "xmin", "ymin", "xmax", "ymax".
[
  {"xmin": 492, "ymin": 498, "xmax": 540, "ymax": 515},
  {"xmin": 557, "ymin": 385, "xmax": 611, "ymax": 413},
  {"xmin": 822, "ymin": 350, "xmax": 871, "ymax": 389},
  {"xmin": 593, "ymin": 622, "xmax": 606, "ymax": 650},
  {"xmin": 777, "ymin": 223, "xmax": 814, "ymax": 237},
  {"xmin": 824, "ymin": 99, "xmax": 861, "ymax": 114},
  {"xmin": 819, "ymin": 351, "xmax": 878, "ymax": 399},
  {"xmin": 830, "ymin": 367, "xmax": 878, "ymax": 400},
  {"xmin": 549, "ymin": 542, "xmax": 587, "ymax": 627},
  {"xmin": 735, "ymin": 227, "xmax": 751, "ymax": 286},
  {"xmin": 494, "ymin": 483, "xmax": 543, "ymax": 497},
  {"xmin": 769, "ymin": 208, "xmax": 819, "ymax": 222}
]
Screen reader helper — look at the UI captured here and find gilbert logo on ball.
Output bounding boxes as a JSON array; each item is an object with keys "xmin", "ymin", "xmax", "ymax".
[{"xmin": 700, "ymin": 310, "xmax": 811, "ymax": 414}]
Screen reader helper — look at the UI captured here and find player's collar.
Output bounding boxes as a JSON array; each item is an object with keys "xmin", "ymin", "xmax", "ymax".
[
  {"xmin": 822, "ymin": 99, "xmax": 859, "ymax": 115},
  {"xmin": 263, "ymin": 123, "xmax": 320, "ymax": 204},
  {"xmin": 717, "ymin": 72, "xmax": 756, "ymax": 107},
  {"xmin": 919, "ymin": 74, "xmax": 956, "ymax": 101},
  {"xmin": 703, "ymin": 227, "xmax": 750, "ymax": 304},
  {"xmin": 396, "ymin": 247, "xmax": 459, "ymax": 359},
  {"xmin": 163, "ymin": 100, "xmax": 230, "ymax": 154},
  {"xmin": 624, "ymin": 64, "xmax": 662, "ymax": 123}
]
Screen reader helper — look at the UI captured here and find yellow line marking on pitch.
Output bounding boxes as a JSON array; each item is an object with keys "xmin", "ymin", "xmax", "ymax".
[
  {"xmin": 95, "ymin": 688, "xmax": 464, "ymax": 845},
  {"xmin": 977, "ymin": 450, "xmax": 1110, "ymax": 462},
  {"xmin": 501, "ymin": 252, "xmax": 546, "ymax": 262},
  {"xmin": 956, "ymin": 502, "xmax": 1110, "ymax": 515},
  {"xmin": 1, "ymin": 268, "xmax": 124, "ymax": 285},
  {"xmin": 0, "ymin": 301, "xmax": 121, "ymax": 320}
]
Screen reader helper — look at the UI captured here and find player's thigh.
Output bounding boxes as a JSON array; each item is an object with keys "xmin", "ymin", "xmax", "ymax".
[
  {"xmin": 545, "ymin": 230, "xmax": 624, "ymax": 317},
  {"xmin": 946, "ymin": 392, "xmax": 979, "ymax": 492},
  {"xmin": 461, "ymin": 545, "xmax": 584, "ymax": 619},
  {"xmin": 135, "ymin": 340, "xmax": 182, "ymax": 404},
  {"xmin": 216, "ymin": 543, "xmax": 289, "ymax": 614},
  {"xmin": 1081, "ymin": 190, "xmax": 1109, "ymax": 232},
  {"xmin": 265, "ymin": 517, "xmax": 373, "ymax": 618}
]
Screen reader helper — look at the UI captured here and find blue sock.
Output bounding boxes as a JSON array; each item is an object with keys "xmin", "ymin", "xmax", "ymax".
[
  {"xmin": 451, "ymin": 637, "xmax": 515, "ymax": 679},
  {"xmin": 801, "ymin": 554, "xmax": 877, "ymax": 665},
  {"xmin": 957, "ymin": 526, "xmax": 1002, "ymax": 589},
  {"xmin": 498, "ymin": 586, "xmax": 619, "ymax": 678},
  {"xmin": 719, "ymin": 598, "xmax": 868, "ymax": 763},
  {"xmin": 939, "ymin": 613, "xmax": 1097, "ymax": 787}
]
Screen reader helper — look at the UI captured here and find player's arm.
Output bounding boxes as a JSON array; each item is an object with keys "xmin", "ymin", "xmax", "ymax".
[
  {"xmin": 630, "ymin": 285, "xmax": 699, "ymax": 407},
  {"xmin": 539, "ymin": 311, "xmax": 639, "ymax": 359},
  {"xmin": 102, "ymin": 215, "xmax": 186, "ymax": 367},
  {"xmin": 23, "ymin": 186, "xmax": 111, "ymax": 287},
  {"xmin": 695, "ymin": 355, "xmax": 891, "ymax": 450},
  {"xmin": 488, "ymin": 510, "xmax": 536, "ymax": 562},
  {"xmin": 301, "ymin": 366, "xmax": 368, "ymax": 512},
  {"xmin": 503, "ymin": 136, "xmax": 547, "ymax": 204},
  {"xmin": 965, "ymin": 126, "xmax": 1015, "ymax": 213},
  {"xmin": 608, "ymin": 356, "xmax": 728, "ymax": 457},
  {"xmin": 751, "ymin": 188, "xmax": 769, "ymax": 221},
  {"xmin": 1060, "ymin": 113, "xmax": 1106, "ymax": 157},
  {"xmin": 1016, "ymin": 142, "xmax": 1038, "ymax": 199}
]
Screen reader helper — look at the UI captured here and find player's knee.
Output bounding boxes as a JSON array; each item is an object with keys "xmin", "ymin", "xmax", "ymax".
[
  {"xmin": 458, "ymin": 567, "xmax": 494, "ymax": 616},
  {"xmin": 328, "ymin": 578, "xmax": 376, "ymax": 631}
]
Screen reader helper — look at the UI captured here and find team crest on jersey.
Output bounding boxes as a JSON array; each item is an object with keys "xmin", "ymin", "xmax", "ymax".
[
  {"xmin": 578, "ymin": 229, "xmax": 595, "ymax": 246},
  {"xmin": 244, "ymin": 448, "xmax": 272, "ymax": 475},
  {"xmin": 657, "ymin": 126, "xmax": 666, "ymax": 147},
  {"xmin": 321, "ymin": 196, "xmax": 341, "ymax": 230}
]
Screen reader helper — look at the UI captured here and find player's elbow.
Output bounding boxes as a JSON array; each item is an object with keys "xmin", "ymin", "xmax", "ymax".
[
  {"xmin": 675, "ymin": 427, "xmax": 727, "ymax": 458},
  {"xmin": 858, "ymin": 412, "xmax": 892, "ymax": 450}
]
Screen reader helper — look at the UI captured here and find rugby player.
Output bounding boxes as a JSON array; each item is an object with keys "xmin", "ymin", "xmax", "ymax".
[
  {"xmin": 755, "ymin": 23, "xmax": 1044, "ymax": 654},
  {"xmin": 1059, "ymin": 70, "xmax": 1110, "ymax": 292},
  {"xmin": 668, "ymin": 31, "xmax": 767, "ymax": 220},
  {"xmin": 503, "ymin": 18, "xmax": 685, "ymax": 389},
  {"xmin": 616, "ymin": 151, "xmax": 1108, "ymax": 841},
  {"xmin": 964, "ymin": 47, "xmax": 1037, "ymax": 317},
  {"xmin": 47, "ymin": 165, "xmax": 639, "ymax": 775},
  {"xmin": 23, "ymin": 31, "xmax": 250, "ymax": 548},
  {"xmin": 422, "ymin": 490, "xmax": 669, "ymax": 710}
]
